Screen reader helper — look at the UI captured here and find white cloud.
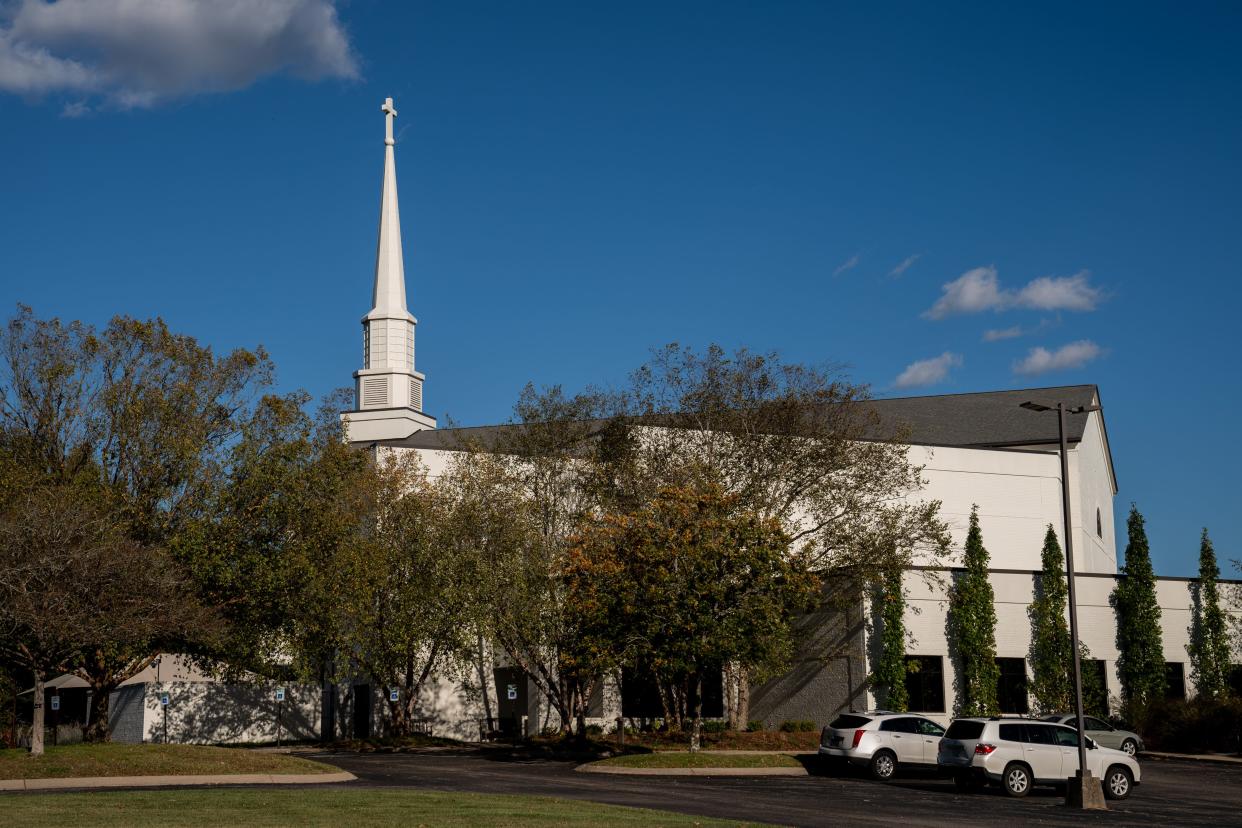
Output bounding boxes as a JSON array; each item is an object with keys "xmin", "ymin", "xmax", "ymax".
[
  {"xmin": 0, "ymin": 0, "xmax": 357, "ymax": 108},
  {"xmin": 923, "ymin": 266, "xmax": 1002, "ymax": 319},
  {"xmin": 893, "ymin": 352, "xmax": 962, "ymax": 389},
  {"xmin": 924, "ymin": 266, "xmax": 1104, "ymax": 319},
  {"xmin": 982, "ymin": 325, "xmax": 1024, "ymax": 342},
  {"xmin": 833, "ymin": 253, "xmax": 860, "ymax": 276},
  {"xmin": 1012, "ymin": 340, "xmax": 1103, "ymax": 376},
  {"xmin": 889, "ymin": 253, "xmax": 921, "ymax": 277},
  {"xmin": 1011, "ymin": 271, "xmax": 1102, "ymax": 312}
]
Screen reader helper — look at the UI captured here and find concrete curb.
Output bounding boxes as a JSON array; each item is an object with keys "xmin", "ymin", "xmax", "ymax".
[
  {"xmin": 0, "ymin": 770, "xmax": 356, "ymax": 792},
  {"xmin": 577, "ymin": 763, "xmax": 808, "ymax": 777},
  {"xmin": 1143, "ymin": 751, "xmax": 1242, "ymax": 766}
]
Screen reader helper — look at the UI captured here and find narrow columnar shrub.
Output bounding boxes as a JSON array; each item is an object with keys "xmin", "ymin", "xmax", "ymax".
[
  {"xmin": 948, "ymin": 506, "xmax": 1000, "ymax": 717},
  {"xmin": 1029, "ymin": 525, "xmax": 1074, "ymax": 714},
  {"xmin": 1112, "ymin": 506, "xmax": 1166, "ymax": 705},
  {"xmin": 1188, "ymin": 529, "xmax": 1233, "ymax": 700},
  {"xmin": 870, "ymin": 568, "xmax": 910, "ymax": 712}
]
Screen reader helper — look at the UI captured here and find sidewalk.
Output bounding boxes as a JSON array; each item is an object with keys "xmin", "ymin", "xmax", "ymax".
[
  {"xmin": 0, "ymin": 770, "xmax": 355, "ymax": 792},
  {"xmin": 1143, "ymin": 751, "xmax": 1242, "ymax": 765}
]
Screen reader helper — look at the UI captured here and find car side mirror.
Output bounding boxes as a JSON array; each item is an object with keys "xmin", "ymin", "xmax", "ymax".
[{"xmin": 1086, "ymin": 738, "xmax": 1097, "ymax": 750}]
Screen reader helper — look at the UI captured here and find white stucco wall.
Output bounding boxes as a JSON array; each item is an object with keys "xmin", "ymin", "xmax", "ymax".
[
  {"xmin": 905, "ymin": 440, "xmax": 1115, "ymax": 575},
  {"xmin": 889, "ymin": 569, "xmax": 1239, "ymax": 723}
]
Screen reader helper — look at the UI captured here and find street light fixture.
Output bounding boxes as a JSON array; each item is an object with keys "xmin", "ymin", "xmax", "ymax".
[{"xmin": 1020, "ymin": 399, "xmax": 1105, "ymax": 810}]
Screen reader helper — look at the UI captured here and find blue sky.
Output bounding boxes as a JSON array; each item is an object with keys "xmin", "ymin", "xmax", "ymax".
[{"xmin": 1, "ymin": 1, "xmax": 1238, "ymax": 576}]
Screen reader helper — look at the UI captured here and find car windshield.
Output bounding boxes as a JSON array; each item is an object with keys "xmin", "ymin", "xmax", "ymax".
[
  {"xmin": 945, "ymin": 721, "xmax": 985, "ymax": 740},
  {"xmin": 829, "ymin": 714, "xmax": 871, "ymax": 729}
]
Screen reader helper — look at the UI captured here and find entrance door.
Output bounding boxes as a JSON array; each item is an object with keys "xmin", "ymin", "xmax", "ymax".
[{"xmin": 352, "ymin": 684, "xmax": 371, "ymax": 740}]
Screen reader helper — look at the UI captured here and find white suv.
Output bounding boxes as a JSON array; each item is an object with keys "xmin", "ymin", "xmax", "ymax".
[
  {"xmin": 936, "ymin": 717, "xmax": 1141, "ymax": 799},
  {"xmin": 818, "ymin": 711, "xmax": 947, "ymax": 780}
]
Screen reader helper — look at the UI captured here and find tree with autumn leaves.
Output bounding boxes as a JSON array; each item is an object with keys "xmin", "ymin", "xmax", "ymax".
[{"xmin": 566, "ymin": 483, "xmax": 819, "ymax": 750}]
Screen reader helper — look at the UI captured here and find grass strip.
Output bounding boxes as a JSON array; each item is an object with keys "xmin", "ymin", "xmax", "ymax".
[
  {"xmin": 0, "ymin": 743, "xmax": 334, "ymax": 779},
  {"xmin": 0, "ymin": 788, "xmax": 750, "ymax": 827}
]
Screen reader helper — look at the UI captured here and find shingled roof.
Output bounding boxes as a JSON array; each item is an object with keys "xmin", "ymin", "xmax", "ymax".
[
  {"xmin": 380, "ymin": 384, "xmax": 1104, "ymax": 453},
  {"xmin": 859, "ymin": 384, "xmax": 1102, "ymax": 448}
]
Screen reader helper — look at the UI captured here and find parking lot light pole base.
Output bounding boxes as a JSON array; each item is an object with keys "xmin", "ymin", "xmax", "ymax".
[{"xmin": 1066, "ymin": 770, "xmax": 1107, "ymax": 810}]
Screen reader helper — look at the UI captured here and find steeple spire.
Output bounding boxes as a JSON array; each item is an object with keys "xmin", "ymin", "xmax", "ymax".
[
  {"xmin": 370, "ymin": 98, "xmax": 410, "ymax": 317},
  {"xmin": 344, "ymin": 97, "xmax": 436, "ymax": 443}
]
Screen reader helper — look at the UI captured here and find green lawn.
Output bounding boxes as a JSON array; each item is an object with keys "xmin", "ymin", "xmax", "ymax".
[
  {"xmin": 0, "ymin": 789, "xmax": 750, "ymax": 827},
  {"xmin": 593, "ymin": 752, "xmax": 804, "ymax": 769},
  {"xmin": 0, "ymin": 743, "xmax": 335, "ymax": 779}
]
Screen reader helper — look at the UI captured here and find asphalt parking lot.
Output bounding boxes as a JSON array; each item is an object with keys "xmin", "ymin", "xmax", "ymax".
[{"xmin": 309, "ymin": 751, "xmax": 1242, "ymax": 827}]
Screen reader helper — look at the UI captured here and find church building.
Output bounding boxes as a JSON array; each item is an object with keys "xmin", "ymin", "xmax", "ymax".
[{"xmin": 340, "ymin": 97, "xmax": 1238, "ymax": 736}]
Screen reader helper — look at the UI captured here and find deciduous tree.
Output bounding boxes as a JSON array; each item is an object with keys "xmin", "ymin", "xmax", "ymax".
[
  {"xmin": 0, "ymin": 486, "xmax": 212, "ymax": 755},
  {"xmin": 0, "ymin": 306, "xmax": 270, "ymax": 740},
  {"xmin": 567, "ymin": 484, "xmax": 819, "ymax": 750},
  {"xmin": 612, "ymin": 344, "xmax": 950, "ymax": 724}
]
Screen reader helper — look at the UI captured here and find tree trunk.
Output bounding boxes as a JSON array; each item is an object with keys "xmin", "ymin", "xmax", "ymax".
[
  {"xmin": 475, "ymin": 631, "xmax": 494, "ymax": 733},
  {"xmin": 83, "ymin": 680, "xmax": 115, "ymax": 742},
  {"xmin": 689, "ymin": 673, "xmax": 703, "ymax": 753},
  {"xmin": 724, "ymin": 661, "xmax": 740, "ymax": 730},
  {"xmin": 736, "ymin": 665, "xmax": 750, "ymax": 728},
  {"xmin": 30, "ymin": 672, "xmax": 45, "ymax": 757}
]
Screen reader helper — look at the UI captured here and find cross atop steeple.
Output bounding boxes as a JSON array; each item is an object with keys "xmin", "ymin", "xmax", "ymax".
[{"xmin": 382, "ymin": 97, "xmax": 397, "ymax": 146}]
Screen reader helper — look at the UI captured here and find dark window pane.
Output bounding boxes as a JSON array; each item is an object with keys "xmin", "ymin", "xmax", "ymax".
[
  {"xmin": 1054, "ymin": 726, "xmax": 1079, "ymax": 747},
  {"xmin": 621, "ymin": 664, "xmax": 724, "ymax": 718},
  {"xmin": 1165, "ymin": 663, "xmax": 1186, "ymax": 701},
  {"xmin": 917, "ymin": 719, "xmax": 945, "ymax": 736},
  {"xmin": 1083, "ymin": 659, "xmax": 1109, "ymax": 717},
  {"xmin": 946, "ymin": 720, "xmax": 985, "ymax": 739},
  {"xmin": 1026, "ymin": 724, "xmax": 1056, "ymax": 745},
  {"xmin": 830, "ymin": 714, "xmax": 872, "ymax": 729},
  {"xmin": 996, "ymin": 658, "xmax": 1030, "ymax": 714},
  {"xmin": 1229, "ymin": 665, "xmax": 1242, "ymax": 698},
  {"xmin": 1084, "ymin": 717, "xmax": 1111, "ymax": 731},
  {"xmin": 881, "ymin": 717, "xmax": 918, "ymax": 733},
  {"xmin": 904, "ymin": 655, "xmax": 945, "ymax": 713},
  {"xmin": 999, "ymin": 723, "xmax": 1026, "ymax": 743}
]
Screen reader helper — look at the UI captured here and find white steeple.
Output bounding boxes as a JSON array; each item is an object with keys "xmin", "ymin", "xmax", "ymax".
[{"xmin": 345, "ymin": 97, "xmax": 436, "ymax": 443}]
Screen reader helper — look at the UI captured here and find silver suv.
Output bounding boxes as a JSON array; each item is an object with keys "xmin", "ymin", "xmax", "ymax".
[
  {"xmin": 937, "ymin": 717, "xmax": 1141, "ymax": 799},
  {"xmin": 818, "ymin": 711, "xmax": 946, "ymax": 780}
]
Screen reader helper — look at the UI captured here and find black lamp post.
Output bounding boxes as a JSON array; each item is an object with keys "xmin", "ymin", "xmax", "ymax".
[{"xmin": 1020, "ymin": 399, "xmax": 1104, "ymax": 809}]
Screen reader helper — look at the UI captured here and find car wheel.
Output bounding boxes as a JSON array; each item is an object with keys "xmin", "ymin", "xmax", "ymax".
[
  {"xmin": 1002, "ymin": 763, "xmax": 1031, "ymax": 798},
  {"xmin": 869, "ymin": 750, "xmax": 897, "ymax": 781},
  {"xmin": 1104, "ymin": 765, "xmax": 1133, "ymax": 800},
  {"xmin": 1120, "ymin": 738, "xmax": 1138, "ymax": 756}
]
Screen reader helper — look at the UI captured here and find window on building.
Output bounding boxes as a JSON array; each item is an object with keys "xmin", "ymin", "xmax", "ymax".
[
  {"xmin": 996, "ymin": 658, "xmax": 1030, "ymax": 714},
  {"xmin": 1165, "ymin": 662, "xmax": 1186, "ymax": 701},
  {"xmin": 1083, "ymin": 659, "xmax": 1109, "ymax": 716},
  {"xmin": 1230, "ymin": 665, "xmax": 1242, "ymax": 698},
  {"xmin": 1096, "ymin": 507, "xmax": 1103, "ymax": 538},
  {"xmin": 904, "ymin": 655, "xmax": 945, "ymax": 713}
]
